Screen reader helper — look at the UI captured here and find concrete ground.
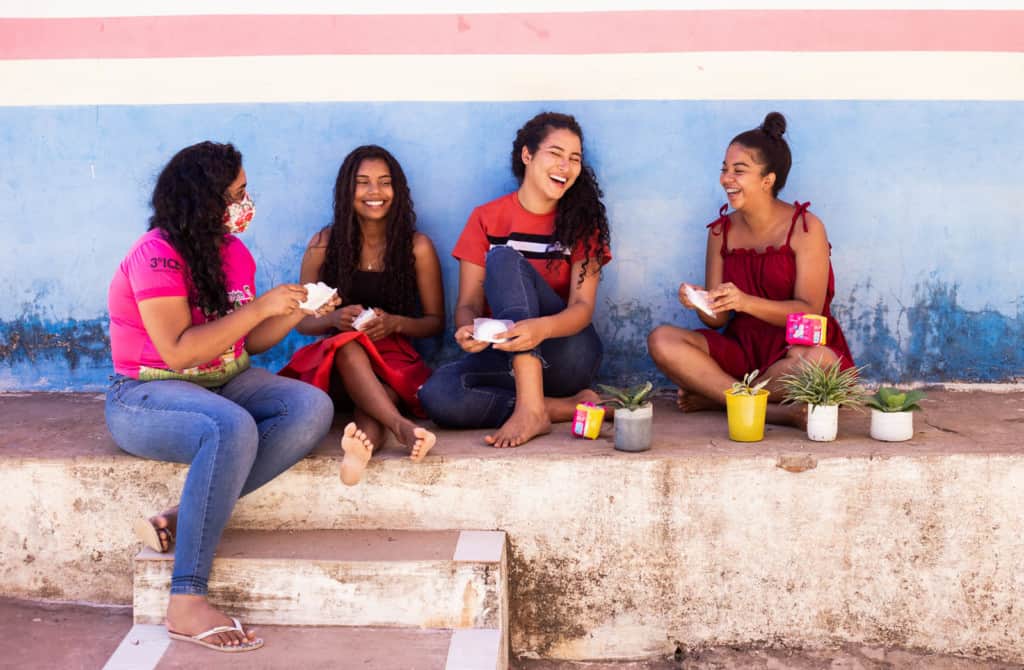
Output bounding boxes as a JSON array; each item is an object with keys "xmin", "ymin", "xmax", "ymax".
[
  {"xmin": 3, "ymin": 388, "xmax": 1023, "ymax": 462},
  {"xmin": 3, "ymin": 598, "xmax": 1022, "ymax": 669}
]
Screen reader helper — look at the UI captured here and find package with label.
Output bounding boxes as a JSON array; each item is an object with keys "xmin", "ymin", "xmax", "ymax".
[
  {"xmin": 786, "ymin": 313, "xmax": 828, "ymax": 346},
  {"xmin": 572, "ymin": 402, "xmax": 605, "ymax": 439}
]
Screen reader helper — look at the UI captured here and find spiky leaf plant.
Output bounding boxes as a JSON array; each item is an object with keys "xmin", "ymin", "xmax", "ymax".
[
  {"xmin": 779, "ymin": 359, "xmax": 865, "ymax": 410},
  {"xmin": 865, "ymin": 387, "xmax": 926, "ymax": 412},
  {"xmin": 729, "ymin": 369, "xmax": 770, "ymax": 396},
  {"xmin": 597, "ymin": 381, "xmax": 654, "ymax": 411}
]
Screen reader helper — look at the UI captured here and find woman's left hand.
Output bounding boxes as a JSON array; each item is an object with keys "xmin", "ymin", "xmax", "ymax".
[
  {"xmin": 360, "ymin": 309, "xmax": 401, "ymax": 342},
  {"xmin": 493, "ymin": 318, "xmax": 550, "ymax": 352},
  {"xmin": 708, "ymin": 282, "xmax": 748, "ymax": 314}
]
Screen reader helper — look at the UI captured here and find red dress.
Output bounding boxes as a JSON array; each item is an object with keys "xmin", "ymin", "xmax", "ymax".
[
  {"xmin": 698, "ymin": 202, "xmax": 854, "ymax": 379},
  {"xmin": 278, "ymin": 270, "xmax": 431, "ymax": 417}
]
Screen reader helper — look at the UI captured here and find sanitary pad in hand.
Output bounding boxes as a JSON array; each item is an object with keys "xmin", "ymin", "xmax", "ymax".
[
  {"xmin": 473, "ymin": 318, "xmax": 515, "ymax": 344},
  {"xmin": 352, "ymin": 308, "xmax": 377, "ymax": 331},
  {"xmin": 299, "ymin": 282, "xmax": 338, "ymax": 312},
  {"xmin": 684, "ymin": 285, "xmax": 715, "ymax": 317}
]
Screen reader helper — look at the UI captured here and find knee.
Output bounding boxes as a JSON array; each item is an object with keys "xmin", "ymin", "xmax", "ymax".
[
  {"xmin": 209, "ymin": 407, "xmax": 260, "ymax": 459},
  {"xmin": 334, "ymin": 340, "xmax": 366, "ymax": 365},
  {"xmin": 647, "ymin": 325, "xmax": 677, "ymax": 363},
  {"xmin": 485, "ymin": 244, "xmax": 522, "ymax": 270},
  {"xmin": 297, "ymin": 386, "xmax": 336, "ymax": 438},
  {"xmin": 787, "ymin": 345, "xmax": 839, "ymax": 367}
]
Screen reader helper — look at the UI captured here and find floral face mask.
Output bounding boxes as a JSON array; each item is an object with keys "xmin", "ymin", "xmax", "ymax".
[{"xmin": 223, "ymin": 192, "xmax": 255, "ymax": 234}]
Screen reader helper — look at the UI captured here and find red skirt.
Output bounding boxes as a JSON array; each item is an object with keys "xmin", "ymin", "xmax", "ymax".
[{"xmin": 278, "ymin": 332, "xmax": 431, "ymax": 417}]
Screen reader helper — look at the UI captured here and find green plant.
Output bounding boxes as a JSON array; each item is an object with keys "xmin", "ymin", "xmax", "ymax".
[
  {"xmin": 866, "ymin": 387, "xmax": 926, "ymax": 412},
  {"xmin": 729, "ymin": 369, "xmax": 770, "ymax": 396},
  {"xmin": 779, "ymin": 359, "xmax": 865, "ymax": 409},
  {"xmin": 598, "ymin": 381, "xmax": 654, "ymax": 411}
]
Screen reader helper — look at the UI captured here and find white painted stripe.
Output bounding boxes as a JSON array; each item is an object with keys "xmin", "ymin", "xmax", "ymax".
[
  {"xmin": 454, "ymin": 530, "xmax": 506, "ymax": 563},
  {"xmin": 2, "ymin": 52, "xmax": 1022, "ymax": 106},
  {"xmin": 490, "ymin": 241, "xmax": 571, "ymax": 256},
  {"xmin": 102, "ymin": 624, "xmax": 169, "ymax": 670},
  {"xmin": 5, "ymin": 1, "xmax": 1024, "ymax": 18},
  {"xmin": 445, "ymin": 628, "xmax": 502, "ymax": 670}
]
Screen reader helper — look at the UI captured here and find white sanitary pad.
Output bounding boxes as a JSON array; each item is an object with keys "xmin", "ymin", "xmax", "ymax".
[
  {"xmin": 472, "ymin": 318, "xmax": 515, "ymax": 344},
  {"xmin": 684, "ymin": 285, "xmax": 715, "ymax": 317},
  {"xmin": 352, "ymin": 308, "xmax": 377, "ymax": 331},
  {"xmin": 299, "ymin": 281, "xmax": 338, "ymax": 312}
]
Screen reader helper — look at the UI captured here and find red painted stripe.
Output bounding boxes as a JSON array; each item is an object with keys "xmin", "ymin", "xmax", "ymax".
[{"xmin": 1, "ymin": 10, "xmax": 1022, "ymax": 60}]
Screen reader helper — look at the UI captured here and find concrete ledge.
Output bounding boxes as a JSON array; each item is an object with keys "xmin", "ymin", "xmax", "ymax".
[{"xmin": 3, "ymin": 391, "xmax": 1024, "ymax": 662}]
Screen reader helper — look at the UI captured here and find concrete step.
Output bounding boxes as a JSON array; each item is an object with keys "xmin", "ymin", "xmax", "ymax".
[
  {"xmin": 104, "ymin": 623, "xmax": 504, "ymax": 670},
  {"xmin": 132, "ymin": 529, "xmax": 507, "ymax": 638}
]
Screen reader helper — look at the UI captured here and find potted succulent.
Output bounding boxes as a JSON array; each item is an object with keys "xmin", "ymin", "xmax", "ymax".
[
  {"xmin": 866, "ymin": 386, "xmax": 926, "ymax": 442},
  {"xmin": 779, "ymin": 360, "xmax": 865, "ymax": 442},
  {"xmin": 598, "ymin": 381, "xmax": 654, "ymax": 452},
  {"xmin": 723, "ymin": 369, "xmax": 770, "ymax": 442}
]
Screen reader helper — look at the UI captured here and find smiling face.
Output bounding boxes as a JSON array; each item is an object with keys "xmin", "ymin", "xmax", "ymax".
[
  {"xmin": 520, "ymin": 127, "xmax": 583, "ymax": 210},
  {"xmin": 720, "ymin": 143, "xmax": 776, "ymax": 209},
  {"xmin": 352, "ymin": 158, "xmax": 393, "ymax": 224}
]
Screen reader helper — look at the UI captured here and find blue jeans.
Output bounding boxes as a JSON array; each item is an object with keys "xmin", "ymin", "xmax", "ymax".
[
  {"xmin": 419, "ymin": 245, "xmax": 603, "ymax": 428},
  {"xmin": 105, "ymin": 366, "xmax": 334, "ymax": 596}
]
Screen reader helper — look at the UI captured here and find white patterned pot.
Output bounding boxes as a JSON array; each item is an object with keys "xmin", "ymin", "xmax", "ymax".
[
  {"xmin": 806, "ymin": 403, "xmax": 838, "ymax": 442},
  {"xmin": 870, "ymin": 409, "xmax": 914, "ymax": 442}
]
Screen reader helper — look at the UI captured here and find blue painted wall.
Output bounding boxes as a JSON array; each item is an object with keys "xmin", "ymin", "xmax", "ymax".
[{"xmin": 1, "ymin": 101, "xmax": 1021, "ymax": 390}]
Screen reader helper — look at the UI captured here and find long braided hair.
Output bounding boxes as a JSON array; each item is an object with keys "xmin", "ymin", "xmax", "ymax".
[
  {"xmin": 148, "ymin": 141, "xmax": 242, "ymax": 317},
  {"xmin": 511, "ymin": 112, "xmax": 611, "ymax": 286},
  {"xmin": 320, "ymin": 145, "xmax": 418, "ymax": 316}
]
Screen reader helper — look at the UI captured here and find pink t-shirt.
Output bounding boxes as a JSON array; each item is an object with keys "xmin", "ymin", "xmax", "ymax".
[{"xmin": 108, "ymin": 229, "xmax": 256, "ymax": 383}]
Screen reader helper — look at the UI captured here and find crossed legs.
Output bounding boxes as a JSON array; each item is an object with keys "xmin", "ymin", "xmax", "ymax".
[{"xmin": 647, "ymin": 324, "xmax": 839, "ymax": 427}]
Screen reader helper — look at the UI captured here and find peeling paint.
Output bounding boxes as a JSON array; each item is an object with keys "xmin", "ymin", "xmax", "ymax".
[{"xmin": 835, "ymin": 279, "xmax": 1024, "ymax": 384}]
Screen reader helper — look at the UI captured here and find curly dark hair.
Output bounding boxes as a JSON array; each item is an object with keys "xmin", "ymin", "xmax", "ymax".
[
  {"xmin": 320, "ymin": 145, "xmax": 419, "ymax": 316},
  {"xmin": 511, "ymin": 112, "xmax": 610, "ymax": 287},
  {"xmin": 730, "ymin": 111, "xmax": 791, "ymax": 197},
  {"xmin": 148, "ymin": 141, "xmax": 242, "ymax": 317}
]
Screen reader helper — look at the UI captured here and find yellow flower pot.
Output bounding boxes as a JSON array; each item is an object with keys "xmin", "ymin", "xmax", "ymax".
[{"xmin": 724, "ymin": 389, "xmax": 770, "ymax": 442}]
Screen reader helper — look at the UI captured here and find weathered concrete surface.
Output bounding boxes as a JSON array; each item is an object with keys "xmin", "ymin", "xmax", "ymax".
[
  {"xmin": 515, "ymin": 644, "xmax": 1024, "ymax": 669},
  {"xmin": 2, "ymin": 391, "xmax": 1024, "ymax": 663},
  {"xmin": 133, "ymin": 529, "xmax": 506, "ymax": 630},
  {"xmin": 0, "ymin": 597, "xmax": 132, "ymax": 670}
]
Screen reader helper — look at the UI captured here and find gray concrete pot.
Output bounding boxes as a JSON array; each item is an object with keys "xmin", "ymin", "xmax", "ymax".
[{"xmin": 613, "ymin": 403, "xmax": 653, "ymax": 452}]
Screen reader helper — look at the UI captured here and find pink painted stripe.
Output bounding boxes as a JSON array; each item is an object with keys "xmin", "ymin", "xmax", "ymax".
[{"xmin": 1, "ymin": 10, "xmax": 1022, "ymax": 60}]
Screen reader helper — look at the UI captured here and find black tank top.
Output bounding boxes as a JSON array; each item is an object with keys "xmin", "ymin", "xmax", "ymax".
[{"xmin": 346, "ymin": 270, "xmax": 398, "ymax": 313}]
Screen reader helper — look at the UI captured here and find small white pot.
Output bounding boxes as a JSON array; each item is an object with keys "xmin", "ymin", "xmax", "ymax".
[
  {"xmin": 614, "ymin": 403, "xmax": 653, "ymax": 452},
  {"xmin": 870, "ymin": 409, "xmax": 914, "ymax": 442},
  {"xmin": 806, "ymin": 403, "xmax": 838, "ymax": 442}
]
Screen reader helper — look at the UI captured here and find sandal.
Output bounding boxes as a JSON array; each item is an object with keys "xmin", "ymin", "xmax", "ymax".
[
  {"xmin": 133, "ymin": 517, "xmax": 174, "ymax": 553},
  {"xmin": 167, "ymin": 617, "xmax": 264, "ymax": 652}
]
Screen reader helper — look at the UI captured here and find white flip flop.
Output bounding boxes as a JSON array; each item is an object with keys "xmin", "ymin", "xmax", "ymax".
[{"xmin": 167, "ymin": 617, "xmax": 264, "ymax": 653}]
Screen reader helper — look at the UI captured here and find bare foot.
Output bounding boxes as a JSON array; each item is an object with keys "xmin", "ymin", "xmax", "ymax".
[
  {"xmin": 676, "ymin": 388, "xmax": 719, "ymax": 413},
  {"xmin": 409, "ymin": 427, "xmax": 436, "ymax": 462},
  {"xmin": 395, "ymin": 420, "xmax": 437, "ymax": 462},
  {"xmin": 135, "ymin": 506, "xmax": 179, "ymax": 553},
  {"xmin": 546, "ymin": 389, "xmax": 601, "ymax": 423},
  {"xmin": 340, "ymin": 422, "xmax": 374, "ymax": 486},
  {"xmin": 766, "ymin": 403, "xmax": 807, "ymax": 428},
  {"xmin": 485, "ymin": 405, "xmax": 551, "ymax": 449},
  {"xmin": 166, "ymin": 594, "xmax": 261, "ymax": 650}
]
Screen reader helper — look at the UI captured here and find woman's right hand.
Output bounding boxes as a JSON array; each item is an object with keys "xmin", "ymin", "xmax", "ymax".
[
  {"xmin": 455, "ymin": 324, "xmax": 489, "ymax": 353},
  {"xmin": 257, "ymin": 284, "xmax": 308, "ymax": 318},
  {"xmin": 332, "ymin": 304, "xmax": 366, "ymax": 332}
]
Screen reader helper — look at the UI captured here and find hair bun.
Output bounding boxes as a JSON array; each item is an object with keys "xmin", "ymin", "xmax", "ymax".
[{"xmin": 761, "ymin": 112, "xmax": 787, "ymax": 140}]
